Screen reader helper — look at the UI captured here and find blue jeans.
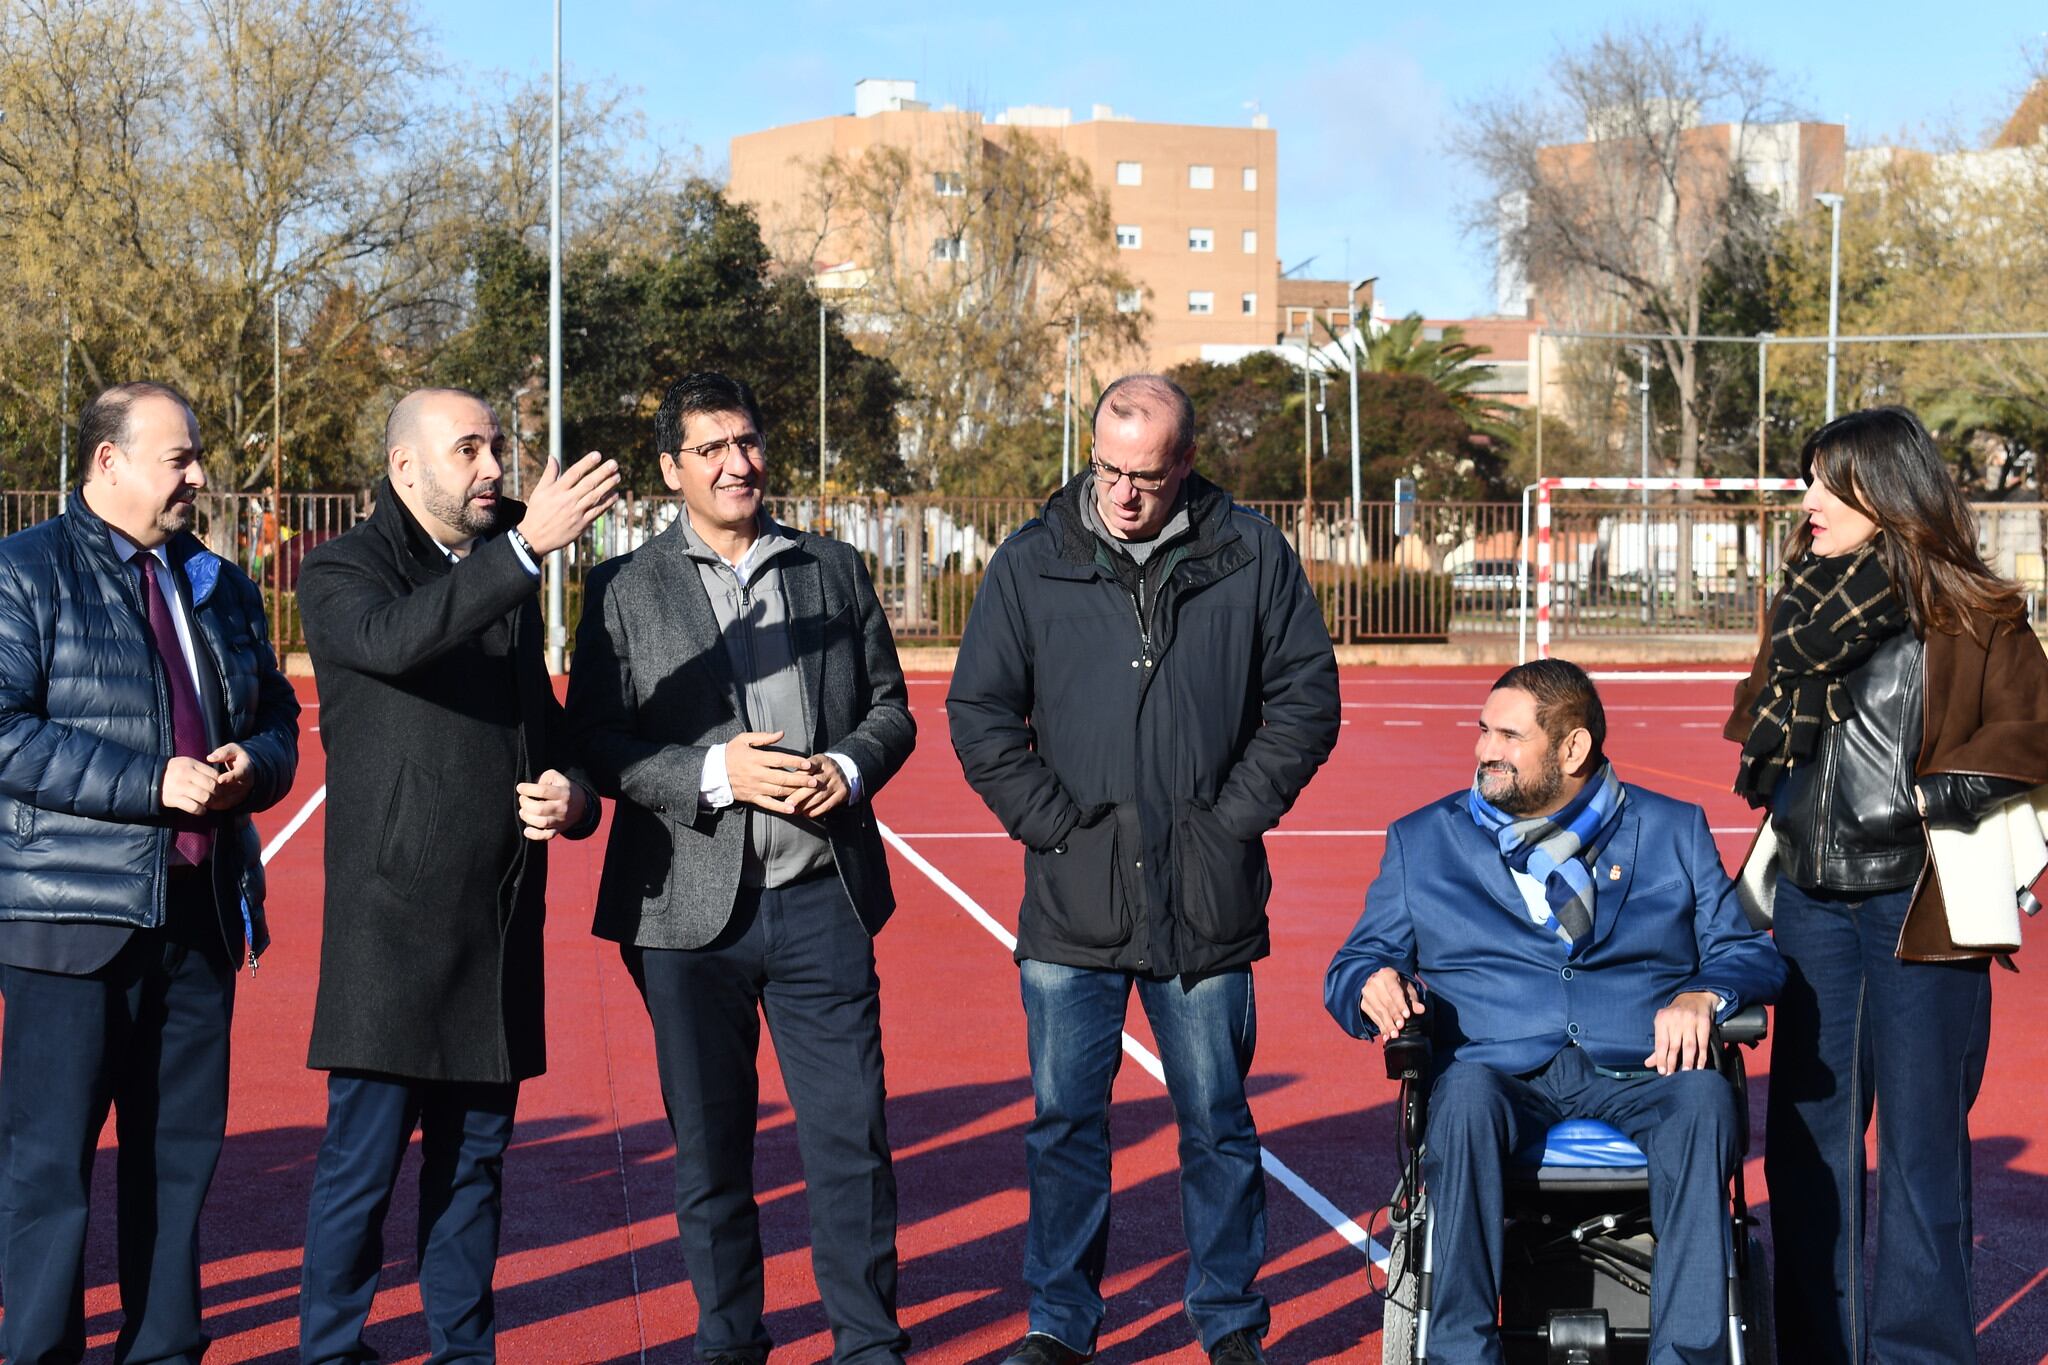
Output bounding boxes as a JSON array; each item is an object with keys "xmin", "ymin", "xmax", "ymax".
[
  {"xmin": 1017, "ymin": 960, "xmax": 1267, "ymax": 1353},
  {"xmin": 1766, "ymin": 877, "xmax": 1992, "ymax": 1365}
]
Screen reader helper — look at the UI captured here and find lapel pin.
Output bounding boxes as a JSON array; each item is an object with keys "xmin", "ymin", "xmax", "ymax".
[{"xmin": 1609, "ymin": 865, "xmax": 1622, "ymax": 880}]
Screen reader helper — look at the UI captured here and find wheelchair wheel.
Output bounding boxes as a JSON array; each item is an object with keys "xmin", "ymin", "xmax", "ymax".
[
  {"xmin": 1738, "ymin": 1233, "xmax": 1774, "ymax": 1365},
  {"xmin": 1380, "ymin": 1225, "xmax": 1419, "ymax": 1365}
]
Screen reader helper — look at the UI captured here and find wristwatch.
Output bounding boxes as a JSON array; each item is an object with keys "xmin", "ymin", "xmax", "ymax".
[{"xmin": 509, "ymin": 527, "xmax": 539, "ymax": 561}]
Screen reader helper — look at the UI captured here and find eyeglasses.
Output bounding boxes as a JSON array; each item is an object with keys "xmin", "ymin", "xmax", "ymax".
[
  {"xmin": 1090, "ymin": 458, "xmax": 1175, "ymax": 494},
  {"xmin": 671, "ymin": 432, "xmax": 765, "ymax": 462}
]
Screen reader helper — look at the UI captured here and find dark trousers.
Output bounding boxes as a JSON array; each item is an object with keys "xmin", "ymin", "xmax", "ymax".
[
  {"xmin": 0, "ymin": 873, "xmax": 236, "ymax": 1365},
  {"xmin": 297, "ymin": 1073, "xmax": 519, "ymax": 1365},
  {"xmin": 1423, "ymin": 1047, "xmax": 1740, "ymax": 1365},
  {"xmin": 1767, "ymin": 878, "xmax": 1992, "ymax": 1365},
  {"xmin": 626, "ymin": 873, "xmax": 906, "ymax": 1365}
]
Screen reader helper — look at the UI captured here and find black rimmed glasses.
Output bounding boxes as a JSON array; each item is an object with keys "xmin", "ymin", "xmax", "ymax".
[
  {"xmin": 1090, "ymin": 458, "xmax": 1174, "ymax": 494},
  {"xmin": 672, "ymin": 432, "xmax": 765, "ymax": 462}
]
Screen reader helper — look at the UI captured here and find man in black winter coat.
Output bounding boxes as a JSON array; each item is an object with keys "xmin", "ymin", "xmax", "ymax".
[
  {"xmin": 295, "ymin": 388, "xmax": 617, "ymax": 1363},
  {"xmin": 949, "ymin": 374, "xmax": 1340, "ymax": 1365},
  {"xmin": 0, "ymin": 381, "xmax": 299, "ymax": 1364}
]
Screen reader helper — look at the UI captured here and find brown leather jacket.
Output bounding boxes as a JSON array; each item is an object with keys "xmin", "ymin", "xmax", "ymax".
[{"xmin": 1726, "ymin": 606, "xmax": 2048, "ymax": 960}]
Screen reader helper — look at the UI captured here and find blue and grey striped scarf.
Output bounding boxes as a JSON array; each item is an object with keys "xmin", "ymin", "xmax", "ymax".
[{"xmin": 1466, "ymin": 761, "xmax": 1626, "ymax": 957}]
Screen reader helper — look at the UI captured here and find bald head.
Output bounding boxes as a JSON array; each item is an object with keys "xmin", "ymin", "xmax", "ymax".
[
  {"xmin": 384, "ymin": 387, "xmax": 505, "ymax": 551},
  {"xmin": 1092, "ymin": 374, "xmax": 1195, "ymax": 462},
  {"xmin": 386, "ymin": 387, "xmax": 491, "ymax": 461}
]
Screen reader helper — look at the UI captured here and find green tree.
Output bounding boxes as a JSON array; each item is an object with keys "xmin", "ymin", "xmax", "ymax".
[{"xmin": 433, "ymin": 182, "xmax": 906, "ymax": 496}]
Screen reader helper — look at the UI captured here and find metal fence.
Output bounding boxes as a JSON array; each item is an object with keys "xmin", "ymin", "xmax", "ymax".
[{"xmin": 9, "ymin": 488, "xmax": 2048, "ymax": 653}]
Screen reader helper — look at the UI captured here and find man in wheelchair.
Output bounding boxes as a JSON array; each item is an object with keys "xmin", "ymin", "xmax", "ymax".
[{"xmin": 1324, "ymin": 660, "xmax": 1785, "ymax": 1365}]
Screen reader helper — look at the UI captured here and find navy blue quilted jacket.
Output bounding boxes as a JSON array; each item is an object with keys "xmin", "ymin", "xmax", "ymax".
[{"xmin": 0, "ymin": 493, "xmax": 300, "ymax": 952}]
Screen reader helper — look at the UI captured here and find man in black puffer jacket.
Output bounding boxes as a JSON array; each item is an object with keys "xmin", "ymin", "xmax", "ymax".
[
  {"xmin": 949, "ymin": 374, "xmax": 1340, "ymax": 1365},
  {"xmin": 0, "ymin": 381, "xmax": 299, "ymax": 1364}
]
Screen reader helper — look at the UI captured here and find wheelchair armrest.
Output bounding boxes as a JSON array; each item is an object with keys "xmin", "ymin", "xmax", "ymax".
[{"xmin": 1716, "ymin": 1003, "xmax": 1768, "ymax": 1046}]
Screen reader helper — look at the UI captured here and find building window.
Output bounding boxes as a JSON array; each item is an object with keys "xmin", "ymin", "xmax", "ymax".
[
  {"xmin": 1241, "ymin": 229, "xmax": 1257, "ymax": 254},
  {"xmin": 1117, "ymin": 289, "xmax": 1143, "ymax": 313},
  {"xmin": 1332, "ymin": 309, "xmax": 1353, "ymax": 332},
  {"xmin": 1188, "ymin": 291, "xmax": 1214, "ymax": 315},
  {"xmin": 1241, "ymin": 292, "xmax": 1257, "ymax": 315},
  {"xmin": 1285, "ymin": 306, "xmax": 1310, "ymax": 333},
  {"xmin": 1188, "ymin": 227, "xmax": 1213, "ymax": 252},
  {"xmin": 1115, "ymin": 224, "xmax": 1142, "ymax": 249},
  {"xmin": 1188, "ymin": 164, "xmax": 1214, "ymax": 189},
  {"xmin": 933, "ymin": 170, "xmax": 965, "ymax": 197},
  {"xmin": 1116, "ymin": 161, "xmax": 1142, "ymax": 186},
  {"xmin": 1242, "ymin": 166, "xmax": 1258, "ymax": 191},
  {"xmin": 931, "ymin": 235, "xmax": 966, "ymax": 262}
]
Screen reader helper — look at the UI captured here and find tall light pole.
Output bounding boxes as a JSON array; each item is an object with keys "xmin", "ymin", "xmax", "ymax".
[
  {"xmin": 1632, "ymin": 344, "xmax": 1652, "ymax": 624},
  {"xmin": 545, "ymin": 0, "xmax": 565, "ymax": 671},
  {"xmin": 1300, "ymin": 315, "xmax": 1314, "ymax": 503},
  {"xmin": 58, "ymin": 307, "xmax": 71, "ymax": 497},
  {"xmin": 1346, "ymin": 277, "xmax": 1375, "ymax": 565},
  {"xmin": 817, "ymin": 297, "xmax": 828, "ymax": 507},
  {"xmin": 1815, "ymin": 191, "xmax": 1845, "ymax": 422}
]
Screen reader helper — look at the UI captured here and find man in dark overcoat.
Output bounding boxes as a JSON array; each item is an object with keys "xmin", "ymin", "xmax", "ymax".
[
  {"xmin": 567, "ymin": 372, "xmax": 916, "ymax": 1365},
  {"xmin": 0, "ymin": 381, "xmax": 299, "ymax": 1363},
  {"xmin": 294, "ymin": 387, "xmax": 618, "ymax": 1362}
]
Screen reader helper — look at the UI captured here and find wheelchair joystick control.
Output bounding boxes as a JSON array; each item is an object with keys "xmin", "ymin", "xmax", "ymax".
[{"xmin": 1384, "ymin": 1016, "xmax": 1432, "ymax": 1083}]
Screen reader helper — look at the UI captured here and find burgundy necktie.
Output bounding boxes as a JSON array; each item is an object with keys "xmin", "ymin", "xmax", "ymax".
[{"xmin": 133, "ymin": 551, "xmax": 213, "ymax": 865}]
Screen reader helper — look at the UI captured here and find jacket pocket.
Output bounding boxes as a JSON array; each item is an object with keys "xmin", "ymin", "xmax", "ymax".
[
  {"xmin": 375, "ymin": 758, "xmax": 441, "ymax": 896},
  {"xmin": 9, "ymin": 798, "xmax": 32, "ymax": 844},
  {"xmin": 1022, "ymin": 803, "xmax": 1130, "ymax": 949},
  {"xmin": 1174, "ymin": 799, "xmax": 1271, "ymax": 945}
]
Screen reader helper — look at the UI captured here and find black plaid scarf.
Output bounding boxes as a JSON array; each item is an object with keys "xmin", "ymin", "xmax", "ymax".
[{"xmin": 1734, "ymin": 543, "xmax": 1908, "ymax": 807}]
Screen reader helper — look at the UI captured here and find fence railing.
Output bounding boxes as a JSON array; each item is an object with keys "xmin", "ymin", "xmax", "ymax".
[{"xmin": 9, "ymin": 489, "xmax": 2048, "ymax": 654}]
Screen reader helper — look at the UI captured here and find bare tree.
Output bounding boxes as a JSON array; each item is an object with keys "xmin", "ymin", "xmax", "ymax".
[
  {"xmin": 1459, "ymin": 22, "xmax": 1795, "ymax": 482},
  {"xmin": 801, "ymin": 120, "xmax": 1145, "ymax": 490}
]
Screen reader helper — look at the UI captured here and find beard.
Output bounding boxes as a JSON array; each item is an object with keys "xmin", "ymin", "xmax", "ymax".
[
  {"xmin": 1477, "ymin": 747, "xmax": 1566, "ymax": 816},
  {"xmin": 154, "ymin": 494, "xmax": 198, "ymax": 537},
  {"xmin": 419, "ymin": 461, "xmax": 501, "ymax": 537}
]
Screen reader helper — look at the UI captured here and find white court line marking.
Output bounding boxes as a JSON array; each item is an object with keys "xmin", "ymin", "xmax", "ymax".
[
  {"xmin": 260, "ymin": 785, "xmax": 326, "ymax": 865},
  {"xmin": 878, "ymin": 820, "xmax": 1386, "ymax": 1264},
  {"xmin": 1383, "ymin": 720, "xmax": 1422, "ymax": 727}
]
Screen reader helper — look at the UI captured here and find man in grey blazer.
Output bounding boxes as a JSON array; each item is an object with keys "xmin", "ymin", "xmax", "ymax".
[{"xmin": 567, "ymin": 371, "xmax": 916, "ymax": 1365}]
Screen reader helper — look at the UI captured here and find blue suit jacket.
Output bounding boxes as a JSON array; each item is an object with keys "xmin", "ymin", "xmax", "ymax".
[{"xmin": 1324, "ymin": 783, "xmax": 1785, "ymax": 1074}]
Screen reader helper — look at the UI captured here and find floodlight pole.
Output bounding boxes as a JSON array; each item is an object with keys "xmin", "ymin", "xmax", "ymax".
[
  {"xmin": 1815, "ymin": 191, "xmax": 1845, "ymax": 422},
  {"xmin": 545, "ymin": 0, "xmax": 565, "ymax": 672},
  {"xmin": 1348, "ymin": 276, "xmax": 1375, "ymax": 565},
  {"xmin": 811, "ymin": 296, "xmax": 819, "ymax": 515},
  {"xmin": 1632, "ymin": 345, "xmax": 1652, "ymax": 625},
  {"xmin": 57, "ymin": 307, "xmax": 70, "ymax": 496}
]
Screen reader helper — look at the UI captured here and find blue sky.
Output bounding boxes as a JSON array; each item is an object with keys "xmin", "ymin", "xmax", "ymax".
[{"xmin": 421, "ymin": 2, "xmax": 2044, "ymax": 318}]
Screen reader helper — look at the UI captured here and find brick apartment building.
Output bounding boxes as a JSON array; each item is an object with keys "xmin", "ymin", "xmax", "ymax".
[{"xmin": 729, "ymin": 79, "xmax": 1360, "ymax": 373}]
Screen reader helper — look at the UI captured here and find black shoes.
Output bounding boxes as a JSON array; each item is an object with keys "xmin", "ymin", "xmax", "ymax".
[
  {"xmin": 999, "ymin": 1332, "xmax": 1093, "ymax": 1365},
  {"xmin": 1208, "ymin": 1329, "xmax": 1268, "ymax": 1365}
]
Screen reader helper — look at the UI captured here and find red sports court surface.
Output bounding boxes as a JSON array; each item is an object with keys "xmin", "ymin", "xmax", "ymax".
[{"xmin": 15, "ymin": 666, "xmax": 2048, "ymax": 1363}]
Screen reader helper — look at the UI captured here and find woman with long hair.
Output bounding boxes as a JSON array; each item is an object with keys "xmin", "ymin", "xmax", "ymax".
[{"xmin": 1724, "ymin": 406, "xmax": 2048, "ymax": 1364}]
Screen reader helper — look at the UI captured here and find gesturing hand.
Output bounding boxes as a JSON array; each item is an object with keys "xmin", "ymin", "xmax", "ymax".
[{"xmin": 519, "ymin": 451, "xmax": 621, "ymax": 555}]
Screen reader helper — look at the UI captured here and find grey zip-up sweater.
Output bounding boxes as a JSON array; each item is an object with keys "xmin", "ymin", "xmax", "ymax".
[{"xmin": 678, "ymin": 515, "xmax": 837, "ymax": 888}]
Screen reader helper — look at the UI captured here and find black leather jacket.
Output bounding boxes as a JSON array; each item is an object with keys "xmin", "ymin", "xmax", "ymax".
[{"xmin": 1770, "ymin": 631, "xmax": 1928, "ymax": 893}]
